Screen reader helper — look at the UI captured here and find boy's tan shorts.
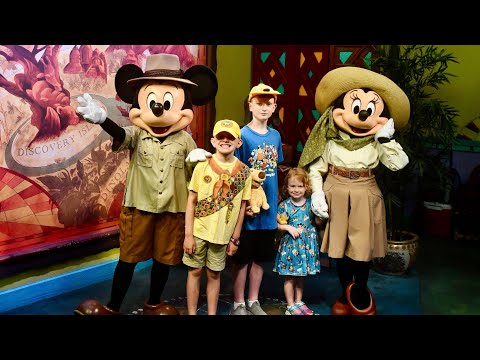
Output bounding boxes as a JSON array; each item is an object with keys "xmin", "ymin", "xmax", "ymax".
[
  {"xmin": 182, "ymin": 236, "xmax": 228, "ymax": 272},
  {"xmin": 119, "ymin": 206, "xmax": 185, "ymax": 265}
]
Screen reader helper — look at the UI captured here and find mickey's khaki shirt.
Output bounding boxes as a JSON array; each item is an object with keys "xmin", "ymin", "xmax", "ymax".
[{"xmin": 114, "ymin": 126, "xmax": 196, "ymax": 213}]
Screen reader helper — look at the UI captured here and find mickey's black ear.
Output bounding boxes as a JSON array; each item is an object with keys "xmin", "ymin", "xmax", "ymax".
[
  {"xmin": 184, "ymin": 65, "xmax": 218, "ymax": 106},
  {"xmin": 115, "ymin": 64, "xmax": 144, "ymax": 104}
]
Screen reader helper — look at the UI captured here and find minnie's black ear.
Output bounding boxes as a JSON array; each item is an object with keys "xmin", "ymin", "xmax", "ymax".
[
  {"xmin": 115, "ymin": 64, "xmax": 144, "ymax": 104},
  {"xmin": 183, "ymin": 65, "xmax": 218, "ymax": 106}
]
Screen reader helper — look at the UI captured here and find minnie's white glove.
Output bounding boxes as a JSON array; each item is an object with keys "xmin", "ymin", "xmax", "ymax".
[
  {"xmin": 186, "ymin": 148, "xmax": 212, "ymax": 164},
  {"xmin": 76, "ymin": 93, "xmax": 107, "ymax": 124},
  {"xmin": 375, "ymin": 118, "xmax": 395, "ymax": 143},
  {"xmin": 311, "ymin": 190, "xmax": 329, "ymax": 220}
]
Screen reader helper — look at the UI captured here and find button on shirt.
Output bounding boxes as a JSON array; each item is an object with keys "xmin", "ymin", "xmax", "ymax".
[{"xmin": 114, "ymin": 126, "xmax": 197, "ymax": 213}]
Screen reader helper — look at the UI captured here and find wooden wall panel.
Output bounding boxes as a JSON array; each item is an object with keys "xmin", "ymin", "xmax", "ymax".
[{"xmin": 252, "ymin": 45, "xmax": 375, "ymax": 165}]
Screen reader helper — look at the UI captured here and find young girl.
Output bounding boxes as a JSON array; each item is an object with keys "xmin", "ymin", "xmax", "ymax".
[{"xmin": 273, "ymin": 167, "xmax": 322, "ymax": 315}]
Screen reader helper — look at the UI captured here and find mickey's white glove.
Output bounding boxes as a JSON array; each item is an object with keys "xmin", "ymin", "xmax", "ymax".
[
  {"xmin": 76, "ymin": 93, "xmax": 107, "ymax": 124},
  {"xmin": 375, "ymin": 118, "xmax": 395, "ymax": 143},
  {"xmin": 311, "ymin": 190, "xmax": 329, "ymax": 220},
  {"xmin": 186, "ymin": 148, "xmax": 212, "ymax": 164}
]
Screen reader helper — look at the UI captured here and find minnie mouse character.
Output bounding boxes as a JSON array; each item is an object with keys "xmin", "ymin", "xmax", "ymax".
[
  {"xmin": 298, "ymin": 66, "xmax": 410, "ymax": 315},
  {"xmin": 74, "ymin": 53, "xmax": 217, "ymax": 315}
]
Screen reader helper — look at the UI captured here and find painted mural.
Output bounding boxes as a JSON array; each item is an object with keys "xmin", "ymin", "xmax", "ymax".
[{"xmin": 0, "ymin": 45, "xmax": 202, "ymax": 261}]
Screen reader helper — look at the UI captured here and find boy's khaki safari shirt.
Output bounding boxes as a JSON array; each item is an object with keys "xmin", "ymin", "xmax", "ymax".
[{"xmin": 114, "ymin": 126, "xmax": 196, "ymax": 213}]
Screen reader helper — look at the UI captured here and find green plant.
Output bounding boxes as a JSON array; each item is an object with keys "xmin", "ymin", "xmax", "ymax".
[{"xmin": 371, "ymin": 45, "xmax": 460, "ymax": 240}]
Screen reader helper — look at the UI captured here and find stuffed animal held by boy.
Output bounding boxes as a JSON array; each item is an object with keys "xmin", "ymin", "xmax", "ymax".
[
  {"xmin": 249, "ymin": 168, "xmax": 269, "ymax": 214},
  {"xmin": 298, "ymin": 66, "xmax": 410, "ymax": 315},
  {"xmin": 74, "ymin": 53, "xmax": 218, "ymax": 316}
]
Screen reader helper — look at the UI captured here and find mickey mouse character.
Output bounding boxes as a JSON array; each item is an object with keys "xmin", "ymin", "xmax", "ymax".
[
  {"xmin": 298, "ymin": 66, "xmax": 410, "ymax": 315},
  {"xmin": 74, "ymin": 53, "xmax": 217, "ymax": 315}
]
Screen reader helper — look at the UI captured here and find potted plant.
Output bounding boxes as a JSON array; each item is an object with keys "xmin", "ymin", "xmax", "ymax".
[{"xmin": 370, "ymin": 45, "xmax": 460, "ymax": 275}]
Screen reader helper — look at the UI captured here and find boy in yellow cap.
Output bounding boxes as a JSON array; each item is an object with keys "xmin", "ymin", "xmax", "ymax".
[
  {"xmin": 229, "ymin": 83, "xmax": 284, "ymax": 315},
  {"xmin": 182, "ymin": 119, "xmax": 252, "ymax": 315}
]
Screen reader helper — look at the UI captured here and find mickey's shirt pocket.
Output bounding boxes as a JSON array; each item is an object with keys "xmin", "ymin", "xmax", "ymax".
[
  {"xmin": 136, "ymin": 143, "xmax": 153, "ymax": 167},
  {"xmin": 169, "ymin": 149, "xmax": 184, "ymax": 169}
]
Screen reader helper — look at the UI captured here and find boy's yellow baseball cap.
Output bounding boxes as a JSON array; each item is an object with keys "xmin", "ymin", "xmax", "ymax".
[
  {"xmin": 213, "ymin": 119, "xmax": 241, "ymax": 138},
  {"xmin": 248, "ymin": 83, "xmax": 281, "ymax": 102}
]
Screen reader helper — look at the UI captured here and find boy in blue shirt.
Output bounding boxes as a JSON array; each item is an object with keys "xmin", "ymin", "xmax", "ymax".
[{"xmin": 229, "ymin": 83, "xmax": 284, "ymax": 315}]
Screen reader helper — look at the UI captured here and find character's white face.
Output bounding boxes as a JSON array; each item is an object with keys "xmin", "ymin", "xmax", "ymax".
[
  {"xmin": 332, "ymin": 89, "xmax": 389, "ymax": 137},
  {"xmin": 128, "ymin": 81, "xmax": 193, "ymax": 138}
]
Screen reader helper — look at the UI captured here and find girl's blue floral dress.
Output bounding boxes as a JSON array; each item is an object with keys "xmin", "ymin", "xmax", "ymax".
[{"xmin": 273, "ymin": 197, "xmax": 321, "ymax": 276}]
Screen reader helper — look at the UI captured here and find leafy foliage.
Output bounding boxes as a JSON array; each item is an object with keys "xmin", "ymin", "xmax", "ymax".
[{"xmin": 371, "ymin": 45, "xmax": 460, "ymax": 239}]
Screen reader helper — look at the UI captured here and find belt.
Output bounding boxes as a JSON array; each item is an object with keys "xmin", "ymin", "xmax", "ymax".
[{"xmin": 328, "ymin": 165, "xmax": 373, "ymax": 179}]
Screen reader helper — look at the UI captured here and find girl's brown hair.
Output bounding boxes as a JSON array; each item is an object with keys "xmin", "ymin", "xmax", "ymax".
[{"xmin": 281, "ymin": 167, "xmax": 312, "ymax": 199}]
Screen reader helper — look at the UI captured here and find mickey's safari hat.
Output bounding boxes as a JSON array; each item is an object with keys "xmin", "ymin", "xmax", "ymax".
[
  {"xmin": 126, "ymin": 53, "xmax": 197, "ymax": 86},
  {"xmin": 315, "ymin": 66, "xmax": 410, "ymax": 129},
  {"xmin": 115, "ymin": 53, "xmax": 218, "ymax": 106}
]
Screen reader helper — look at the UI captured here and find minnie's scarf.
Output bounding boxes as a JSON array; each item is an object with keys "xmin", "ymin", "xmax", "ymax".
[{"xmin": 298, "ymin": 106, "xmax": 374, "ymax": 169}]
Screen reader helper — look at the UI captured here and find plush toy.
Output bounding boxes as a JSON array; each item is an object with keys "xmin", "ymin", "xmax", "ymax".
[
  {"xmin": 249, "ymin": 168, "xmax": 269, "ymax": 214},
  {"xmin": 298, "ymin": 66, "xmax": 410, "ymax": 315},
  {"xmin": 276, "ymin": 213, "xmax": 289, "ymax": 225},
  {"xmin": 73, "ymin": 53, "xmax": 217, "ymax": 315}
]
